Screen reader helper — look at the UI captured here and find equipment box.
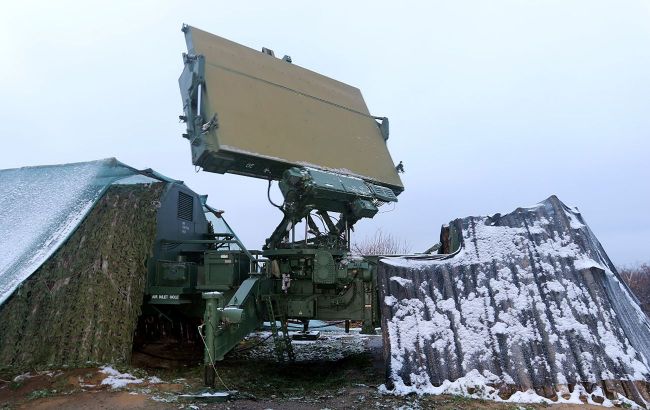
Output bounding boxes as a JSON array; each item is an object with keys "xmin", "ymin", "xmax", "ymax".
[{"xmin": 198, "ymin": 250, "xmax": 249, "ymax": 291}]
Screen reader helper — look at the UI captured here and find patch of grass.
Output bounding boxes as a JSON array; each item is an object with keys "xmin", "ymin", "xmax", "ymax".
[
  {"xmin": 8, "ymin": 381, "xmax": 22, "ymax": 390},
  {"xmin": 27, "ymin": 389, "xmax": 54, "ymax": 400},
  {"xmin": 449, "ymin": 394, "xmax": 473, "ymax": 403}
]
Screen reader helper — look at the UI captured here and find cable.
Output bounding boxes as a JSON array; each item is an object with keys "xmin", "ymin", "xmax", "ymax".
[
  {"xmin": 267, "ymin": 179, "xmax": 284, "ymax": 211},
  {"xmin": 314, "ymin": 212, "xmax": 328, "ymax": 233}
]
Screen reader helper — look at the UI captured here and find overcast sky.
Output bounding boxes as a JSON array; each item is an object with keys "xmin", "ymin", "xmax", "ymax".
[{"xmin": 1, "ymin": 1, "xmax": 648, "ymax": 266}]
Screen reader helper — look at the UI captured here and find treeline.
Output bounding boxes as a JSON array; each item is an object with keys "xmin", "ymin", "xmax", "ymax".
[{"xmin": 619, "ymin": 263, "xmax": 650, "ymax": 316}]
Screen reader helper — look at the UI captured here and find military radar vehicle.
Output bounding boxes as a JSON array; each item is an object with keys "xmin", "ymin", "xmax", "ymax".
[{"xmin": 147, "ymin": 24, "xmax": 403, "ymax": 386}]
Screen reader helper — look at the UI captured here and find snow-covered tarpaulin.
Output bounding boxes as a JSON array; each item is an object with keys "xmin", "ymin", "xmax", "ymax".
[
  {"xmin": 0, "ymin": 158, "xmax": 140, "ymax": 306},
  {"xmin": 378, "ymin": 196, "xmax": 650, "ymax": 406}
]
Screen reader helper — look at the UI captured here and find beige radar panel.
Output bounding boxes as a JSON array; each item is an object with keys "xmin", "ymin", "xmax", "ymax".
[{"xmin": 178, "ymin": 25, "xmax": 403, "ymax": 193}]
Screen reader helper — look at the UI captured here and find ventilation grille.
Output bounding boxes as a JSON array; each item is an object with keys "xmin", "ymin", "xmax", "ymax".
[{"xmin": 177, "ymin": 192, "xmax": 194, "ymax": 221}]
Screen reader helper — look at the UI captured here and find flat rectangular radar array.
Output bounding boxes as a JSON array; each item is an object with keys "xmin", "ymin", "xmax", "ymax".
[{"xmin": 178, "ymin": 25, "xmax": 403, "ymax": 194}]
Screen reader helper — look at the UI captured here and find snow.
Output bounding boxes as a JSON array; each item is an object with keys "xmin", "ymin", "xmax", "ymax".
[
  {"xmin": 389, "ymin": 276, "xmax": 412, "ymax": 287},
  {"xmin": 12, "ymin": 372, "xmax": 33, "ymax": 382},
  {"xmin": 573, "ymin": 256, "xmax": 605, "ymax": 271},
  {"xmin": 98, "ymin": 367, "xmax": 163, "ymax": 389},
  {"xmin": 179, "ymin": 392, "xmax": 230, "ymax": 398},
  {"xmin": 380, "ymin": 369, "xmax": 635, "ymax": 407},
  {"xmin": 379, "ymin": 196, "xmax": 650, "ymax": 407},
  {"xmin": 232, "ymin": 328, "xmax": 376, "ymax": 362},
  {"xmin": 0, "ymin": 159, "xmax": 140, "ymax": 305},
  {"xmin": 99, "ymin": 366, "xmax": 144, "ymax": 389}
]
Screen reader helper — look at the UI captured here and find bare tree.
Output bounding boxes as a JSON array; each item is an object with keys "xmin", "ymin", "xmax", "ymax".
[
  {"xmin": 352, "ymin": 229, "xmax": 411, "ymax": 255},
  {"xmin": 619, "ymin": 263, "xmax": 650, "ymax": 316}
]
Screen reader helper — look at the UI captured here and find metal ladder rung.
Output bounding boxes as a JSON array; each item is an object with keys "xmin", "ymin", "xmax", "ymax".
[{"xmin": 263, "ymin": 296, "xmax": 295, "ymax": 362}]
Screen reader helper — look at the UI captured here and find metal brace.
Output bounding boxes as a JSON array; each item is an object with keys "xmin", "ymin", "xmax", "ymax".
[
  {"xmin": 201, "ymin": 113, "xmax": 219, "ymax": 134},
  {"xmin": 375, "ymin": 117, "xmax": 389, "ymax": 141}
]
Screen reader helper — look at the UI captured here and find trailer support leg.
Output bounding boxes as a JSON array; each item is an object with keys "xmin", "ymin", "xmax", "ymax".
[
  {"xmin": 202, "ymin": 292, "xmax": 223, "ymax": 387},
  {"xmin": 361, "ymin": 281, "xmax": 377, "ymax": 335}
]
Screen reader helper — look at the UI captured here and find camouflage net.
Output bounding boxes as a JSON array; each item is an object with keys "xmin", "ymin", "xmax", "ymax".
[{"xmin": 0, "ymin": 183, "xmax": 164, "ymax": 372}]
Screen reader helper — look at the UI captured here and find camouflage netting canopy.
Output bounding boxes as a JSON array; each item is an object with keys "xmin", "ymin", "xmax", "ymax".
[
  {"xmin": 0, "ymin": 158, "xmax": 143, "ymax": 305},
  {"xmin": 379, "ymin": 196, "xmax": 650, "ymax": 406},
  {"xmin": 0, "ymin": 159, "xmax": 166, "ymax": 371}
]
